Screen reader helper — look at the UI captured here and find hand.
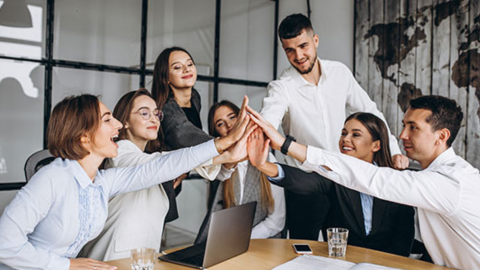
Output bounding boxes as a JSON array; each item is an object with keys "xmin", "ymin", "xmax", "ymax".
[
  {"xmin": 392, "ymin": 154, "xmax": 409, "ymax": 169},
  {"xmin": 221, "ymin": 121, "xmax": 258, "ymax": 164},
  {"xmin": 214, "ymin": 96, "xmax": 251, "ymax": 152},
  {"xmin": 173, "ymin": 173, "xmax": 187, "ymax": 189},
  {"xmin": 70, "ymin": 258, "xmax": 117, "ymax": 270},
  {"xmin": 225, "ymin": 95, "xmax": 250, "ymax": 143},
  {"xmin": 246, "ymin": 105, "xmax": 285, "ymax": 150},
  {"xmin": 247, "ymin": 128, "xmax": 270, "ymax": 168}
]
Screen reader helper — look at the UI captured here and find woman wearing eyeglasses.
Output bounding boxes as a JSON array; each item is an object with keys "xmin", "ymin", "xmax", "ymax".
[
  {"xmin": 79, "ymin": 89, "xmax": 251, "ymax": 261},
  {"xmin": 0, "ymin": 93, "xmax": 251, "ymax": 269}
]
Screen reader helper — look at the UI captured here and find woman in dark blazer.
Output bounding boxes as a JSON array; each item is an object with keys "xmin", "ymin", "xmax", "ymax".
[
  {"xmin": 248, "ymin": 112, "xmax": 415, "ymax": 256},
  {"xmin": 151, "ymin": 47, "xmax": 212, "ymax": 222}
]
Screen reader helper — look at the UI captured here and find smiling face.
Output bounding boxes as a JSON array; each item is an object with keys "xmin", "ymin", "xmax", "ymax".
[
  {"xmin": 124, "ymin": 95, "xmax": 160, "ymax": 150},
  {"xmin": 281, "ymin": 30, "xmax": 319, "ymax": 75},
  {"xmin": 87, "ymin": 101, "xmax": 123, "ymax": 159},
  {"xmin": 168, "ymin": 50, "xmax": 197, "ymax": 90},
  {"xmin": 339, "ymin": 119, "xmax": 380, "ymax": 163},
  {"xmin": 400, "ymin": 108, "xmax": 442, "ymax": 168},
  {"xmin": 213, "ymin": 105, "xmax": 238, "ymax": 138}
]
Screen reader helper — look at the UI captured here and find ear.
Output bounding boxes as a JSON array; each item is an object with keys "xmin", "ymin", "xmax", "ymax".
[
  {"xmin": 313, "ymin": 34, "xmax": 319, "ymax": 48},
  {"xmin": 80, "ymin": 134, "xmax": 90, "ymax": 144},
  {"xmin": 124, "ymin": 121, "xmax": 129, "ymax": 129},
  {"xmin": 436, "ymin": 128, "xmax": 451, "ymax": 146},
  {"xmin": 372, "ymin": 140, "xmax": 381, "ymax": 153}
]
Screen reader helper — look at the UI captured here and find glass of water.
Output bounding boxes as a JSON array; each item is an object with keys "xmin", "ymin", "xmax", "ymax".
[
  {"xmin": 327, "ymin": 228, "xmax": 349, "ymax": 257},
  {"xmin": 131, "ymin": 247, "xmax": 155, "ymax": 270}
]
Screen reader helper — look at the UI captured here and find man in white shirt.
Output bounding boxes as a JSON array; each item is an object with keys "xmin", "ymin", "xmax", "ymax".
[
  {"xmin": 260, "ymin": 13, "xmax": 408, "ymax": 240},
  {"xmin": 248, "ymin": 95, "xmax": 480, "ymax": 269}
]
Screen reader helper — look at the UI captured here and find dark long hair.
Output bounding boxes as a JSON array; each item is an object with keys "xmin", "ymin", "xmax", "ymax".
[
  {"xmin": 151, "ymin": 47, "xmax": 195, "ymax": 109},
  {"xmin": 113, "ymin": 89, "xmax": 163, "ymax": 153},
  {"xmin": 208, "ymin": 100, "xmax": 274, "ymax": 213},
  {"xmin": 345, "ymin": 112, "xmax": 394, "ymax": 168}
]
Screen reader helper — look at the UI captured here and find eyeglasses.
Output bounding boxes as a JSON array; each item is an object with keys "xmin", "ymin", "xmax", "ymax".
[{"xmin": 133, "ymin": 108, "xmax": 164, "ymax": 121}]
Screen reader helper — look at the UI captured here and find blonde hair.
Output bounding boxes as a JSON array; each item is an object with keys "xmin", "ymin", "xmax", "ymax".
[{"xmin": 222, "ymin": 172, "xmax": 275, "ymax": 214}]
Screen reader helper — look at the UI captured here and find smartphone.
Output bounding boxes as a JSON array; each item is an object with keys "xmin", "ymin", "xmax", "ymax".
[{"xmin": 293, "ymin": 244, "xmax": 313, "ymax": 254}]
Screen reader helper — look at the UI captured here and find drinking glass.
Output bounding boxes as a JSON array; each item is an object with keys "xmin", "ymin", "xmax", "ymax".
[
  {"xmin": 131, "ymin": 247, "xmax": 155, "ymax": 270},
  {"xmin": 327, "ymin": 228, "xmax": 349, "ymax": 257}
]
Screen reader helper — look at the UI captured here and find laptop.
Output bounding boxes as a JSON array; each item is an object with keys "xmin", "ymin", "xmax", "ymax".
[{"xmin": 159, "ymin": 201, "xmax": 257, "ymax": 269}]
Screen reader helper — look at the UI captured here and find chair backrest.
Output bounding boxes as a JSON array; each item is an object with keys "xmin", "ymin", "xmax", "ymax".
[{"xmin": 24, "ymin": 149, "xmax": 55, "ymax": 181}]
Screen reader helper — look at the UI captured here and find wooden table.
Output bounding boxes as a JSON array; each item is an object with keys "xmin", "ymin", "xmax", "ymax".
[{"xmin": 107, "ymin": 239, "xmax": 452, "ymax": 269}]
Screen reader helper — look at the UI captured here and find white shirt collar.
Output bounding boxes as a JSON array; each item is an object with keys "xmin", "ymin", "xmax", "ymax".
[
  {"xmin": 289, "ymin": 57, "xmax": 327, "ymax": 86},
  {"xmin": 425, "ymin": 147, "xmax": 456, "ymax": 170}
]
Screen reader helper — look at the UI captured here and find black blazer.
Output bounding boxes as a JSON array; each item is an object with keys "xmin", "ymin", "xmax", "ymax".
[{"xmin": 278, "ymin": 164, "xmax": 414, "ymax": 256}]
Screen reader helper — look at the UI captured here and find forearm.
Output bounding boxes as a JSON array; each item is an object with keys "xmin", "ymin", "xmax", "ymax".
[
  {"xmin": 255, "ymin": 161, "xmax": 280, "ymax": 178},
  {"xmin": 285, "ymin": 142, "xmax": 308, "ymax": 163}
]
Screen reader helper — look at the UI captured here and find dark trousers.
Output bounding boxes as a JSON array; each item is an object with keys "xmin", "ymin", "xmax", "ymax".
[{"xmin": 285, "ymin": 190, "xmax": 330, "ymax": 240}]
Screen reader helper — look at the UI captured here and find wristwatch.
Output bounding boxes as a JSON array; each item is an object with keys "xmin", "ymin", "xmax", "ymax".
[{"xmin": 281, "ymin": 135, "xmax": 296, "ymax": 155}]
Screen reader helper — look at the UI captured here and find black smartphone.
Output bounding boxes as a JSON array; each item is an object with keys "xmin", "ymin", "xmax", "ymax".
[{"xmin": 293, "ymin": 243, "xmax": 313, "ymax": 254}]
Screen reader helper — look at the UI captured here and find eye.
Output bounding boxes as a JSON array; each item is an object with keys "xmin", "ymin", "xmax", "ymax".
[
  {"xmin": 341, "ymin": 131, "xmax": 347, "ymax": 136},
  {"xmin": 188, "ymin": 62, "xmax": 194, "ymax": 67},
  {"xmin": 217, "ymin": 122, "xmax": 224, "ymax": 128},
  {"xmin": 173, "ymin": 65, "xmax": 181, "ymax": 70},
  {"xmin": 230, "ymin": 115, "xmax": 237, "ymax": 120}
]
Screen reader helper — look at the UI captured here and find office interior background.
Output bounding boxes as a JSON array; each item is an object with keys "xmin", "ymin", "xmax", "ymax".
[
  {"xmin": 0, "ymin": 0, "xmax": 354, "ymax": 244},
  {"xmin": 1, "ymin": 0, "xmax": 478, "ymax": 247}
]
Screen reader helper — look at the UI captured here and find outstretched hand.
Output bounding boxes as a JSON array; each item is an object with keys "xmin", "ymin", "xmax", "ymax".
[
  {"xmin": 247, "ymin": 128, "xmax": 270, "ymax": 168},
  {"xmin": 214, "ymin": 96, "xmax": 251, "ymax": 152},
  {"xmin": 246, "ymin": 105, "xmax": 285, "ymax": 151},
  {"xmin": 224, "ymin": 121, "xmax": 258, "ymax": 164}
]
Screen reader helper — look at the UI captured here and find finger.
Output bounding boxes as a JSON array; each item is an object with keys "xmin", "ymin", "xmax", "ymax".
[
  {"xmin": 238, "ymin": 95, "xmax": 249, "ymax": 120},
  {"xmin": 263, "ymin": 139, "xmax": 270, "ymax": 152}
]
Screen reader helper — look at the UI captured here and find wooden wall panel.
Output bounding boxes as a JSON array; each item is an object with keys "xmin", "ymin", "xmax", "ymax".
[
  {"xmin": 367, "ymin": 0, "xmax": 385, "ymax": 105},
  {"xmin": 355, "ymin": 0, "xmax": 370, "ymax": 91},
  {"xmin": 449, "ymin": 0, "xmax": 469, "ymax": 157},
  {"xmin": 466, "ymin": 0, "xmax": 480, "ymax": 166},
  {"xmin": 382, "ymin": 0, "xmax": 401, "ymax": 136},
  {"xmin": 355, "ymin": 0, "xmax": 480, "ymax": 169}
]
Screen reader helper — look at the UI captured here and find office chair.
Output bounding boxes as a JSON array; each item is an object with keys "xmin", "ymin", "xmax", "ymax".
[{"xmin": 24, "ymin": 149, "xmax": 55, "ymax": 181}]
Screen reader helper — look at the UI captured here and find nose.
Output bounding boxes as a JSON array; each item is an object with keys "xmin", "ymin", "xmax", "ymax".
[
  {"xmin": 114, "ymin": 117, "xmax": 123, "ymax": 130},
  {"xmin": 399, "ymin": 127, "xmax": 408, "ymax": 140}
]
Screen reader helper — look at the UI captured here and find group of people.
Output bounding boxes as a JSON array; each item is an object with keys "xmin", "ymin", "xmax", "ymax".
[{"xmin": 0, "ymin": 13, "xmax": 478, "ymax": 270}]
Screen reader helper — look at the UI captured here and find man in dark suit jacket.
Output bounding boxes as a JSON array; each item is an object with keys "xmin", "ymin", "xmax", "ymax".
[{"xmin": 278, "ymin": 164, "xmax": 414, "ymax": 256}]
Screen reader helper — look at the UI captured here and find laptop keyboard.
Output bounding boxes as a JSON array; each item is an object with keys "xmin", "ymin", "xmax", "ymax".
[{"xmin": 182, "ymin": 253, "xmax": 205, "ymax": 266}]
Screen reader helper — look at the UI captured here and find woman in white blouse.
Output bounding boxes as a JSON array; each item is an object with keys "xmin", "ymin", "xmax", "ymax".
[
  {"xmin": 80, "ymin": 89, "xmax": 245, "ymax": 261},
  {"xmin": 198, "ymin": 101, "xmax": 285, "ymax": 240},
  {"xmin": 0, "ymin": 94, "xmax": 251, "ymax": 270}
]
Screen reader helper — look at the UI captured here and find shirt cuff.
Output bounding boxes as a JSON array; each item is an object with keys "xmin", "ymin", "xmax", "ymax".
[{"xmin": 266, "ymin": 163, "xmax": 285, "ymax": 183}]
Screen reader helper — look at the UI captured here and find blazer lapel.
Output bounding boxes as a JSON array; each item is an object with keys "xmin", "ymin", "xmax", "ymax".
[
  {"xmin": 370, "ymin": 198, "xmax": 388, "ymax": 235},
  {"xmin": 344, "ymin": 188, "xmax": 367, "ymax": 236}
]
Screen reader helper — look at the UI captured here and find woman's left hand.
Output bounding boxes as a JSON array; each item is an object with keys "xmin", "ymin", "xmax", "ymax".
[{"xmin": 173, "ymin": 173, "xmax": 187, "ymax": 189}]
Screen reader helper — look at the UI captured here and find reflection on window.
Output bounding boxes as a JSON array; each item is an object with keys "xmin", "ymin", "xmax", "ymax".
[{"xmin": 0, "ymin": 1, "xmax": 44, "ymax": 183}]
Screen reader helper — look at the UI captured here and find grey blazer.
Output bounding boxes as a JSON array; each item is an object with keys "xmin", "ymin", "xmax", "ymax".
[{"xmin": 161, "ymin": 88, "xmax": 212, "ymax": 150}]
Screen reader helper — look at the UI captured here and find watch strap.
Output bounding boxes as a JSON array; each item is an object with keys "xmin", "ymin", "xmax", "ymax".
[{"xmin": 281, "ymin": 135, "xmax": 296, "ymax": 155}]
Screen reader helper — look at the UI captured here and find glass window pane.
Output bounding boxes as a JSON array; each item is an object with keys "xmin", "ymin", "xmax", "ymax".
[
  {"xmin": 54, "ymin": 0, "xmax": 141, "ymax": 67},
  {"xmin": 219, "ymin": 0, "xmax": 274, "ymax": 81},
  {"xmin": 52, "ymin": 68, "xmax": 139, "ymax": 111},
  {"xmin": 147, "ymin": 0, "xmax": 215, "ymax": 73},
  {"xmin": 218, "ymin": 83, "xmax": 267, "ymax": 112},
  {"xmin": 0, "ymin": 59, "xmax": 44, "ymax": 183},
  {"xmin": 0, "ymin": 0, "xmax": 46, "ymax": 60}
]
